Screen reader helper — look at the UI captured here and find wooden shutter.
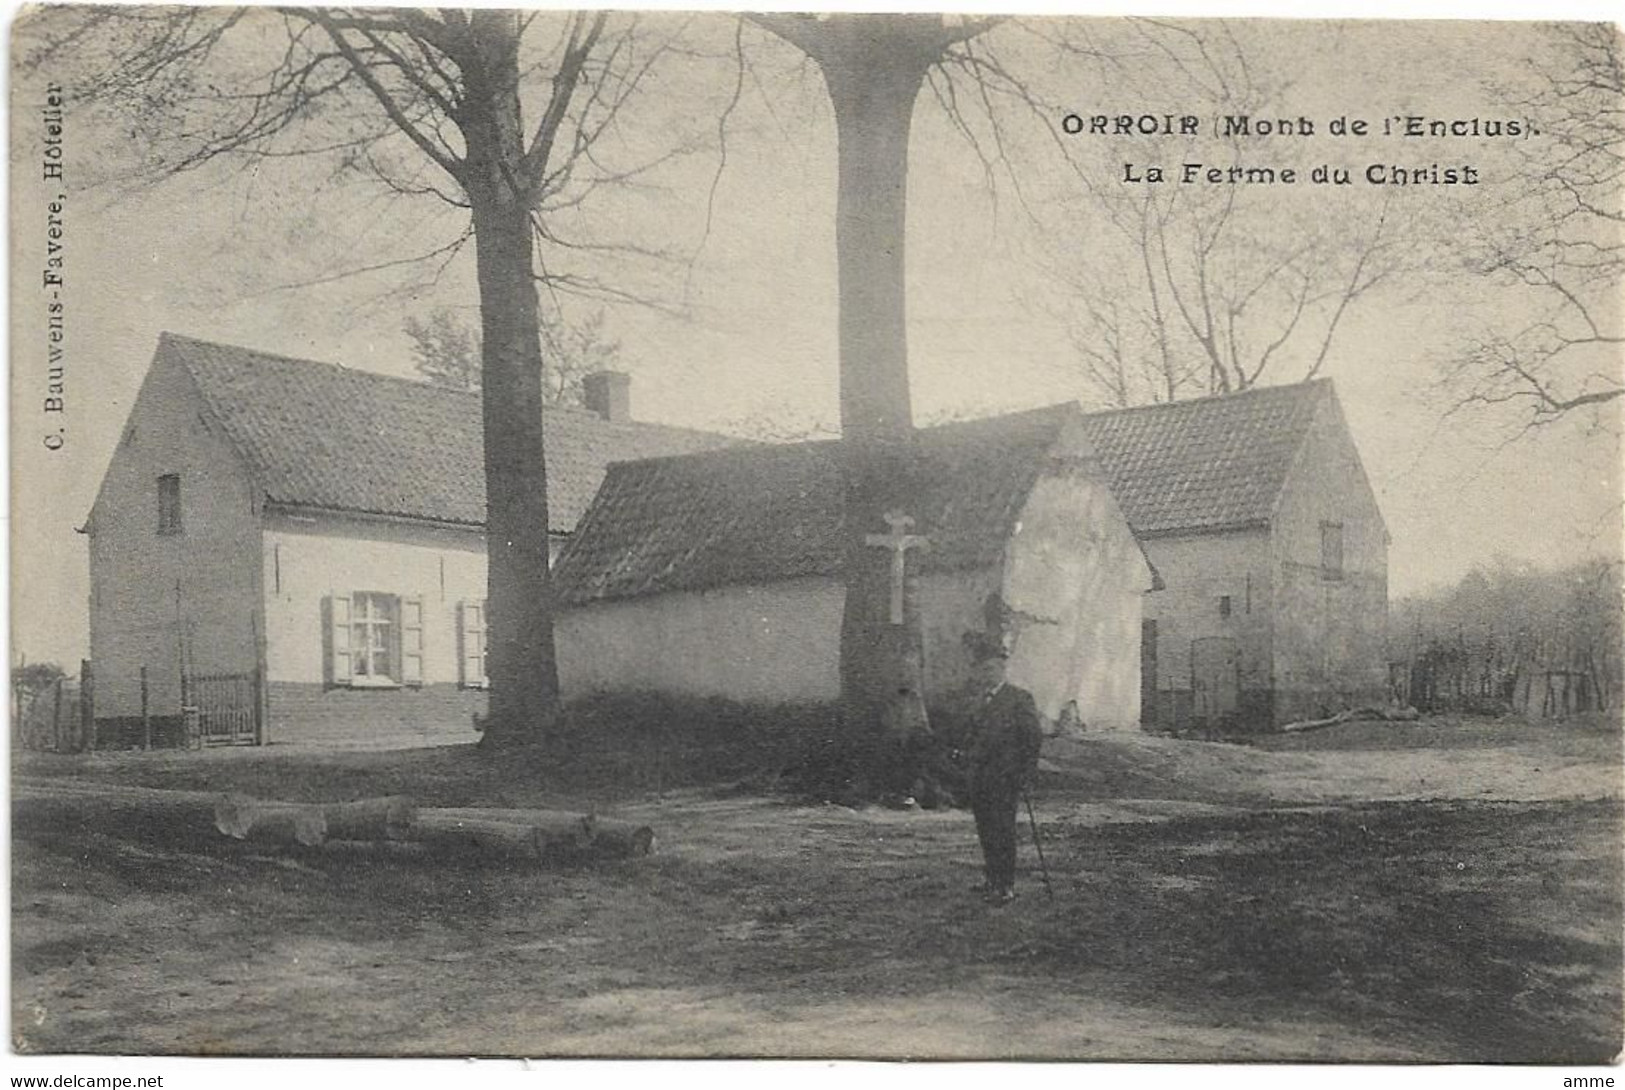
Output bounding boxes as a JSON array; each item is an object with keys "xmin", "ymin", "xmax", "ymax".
[
  {"xmin": 459, "ymin": 600, "xmax": 487, "ymax": 688},
  {"xmin": 326, "ymin": 594, "xmax": 352, "ymax": 686},
  {"xmin": 400, "ymin": 595, "xmax": 424, "ymax": 686}
]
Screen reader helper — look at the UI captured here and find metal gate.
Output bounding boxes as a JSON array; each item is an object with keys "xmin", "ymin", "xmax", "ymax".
[{"xmin": 185, "ymin": 671, "xmax": 262, "ymax": 746}]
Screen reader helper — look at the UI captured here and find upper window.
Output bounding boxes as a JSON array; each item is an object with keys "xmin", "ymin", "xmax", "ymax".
[
  {"xmin": 157, "ymin": 474, "xmax": 182, "ymax": 534},
  {"xmin": 1320, "ymin": 521, "xmax": 1345, "ymax": 581},
  {"xmin": 1218, "ymin": 595, "xmax": 1232, "ymax": 619}
]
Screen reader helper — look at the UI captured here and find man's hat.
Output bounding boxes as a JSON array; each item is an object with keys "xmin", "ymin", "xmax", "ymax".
[{"xmin": 962, "ymin": 630, "xmax": 1010, "ymax": 663}]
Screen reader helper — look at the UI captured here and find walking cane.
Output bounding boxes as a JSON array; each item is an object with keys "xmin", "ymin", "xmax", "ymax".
[{"xmin": 1022, "ymin": 788, "xmax": 1054, "ymax": 900}]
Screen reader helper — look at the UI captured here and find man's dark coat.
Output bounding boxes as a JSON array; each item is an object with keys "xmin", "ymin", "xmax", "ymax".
[{"xmin": 967, "ymin": 682, "xmax": 1043, "ymax": 892}]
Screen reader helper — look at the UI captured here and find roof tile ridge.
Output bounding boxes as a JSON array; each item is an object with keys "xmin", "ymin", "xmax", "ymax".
[
  {"xmin": 163, "ymin": 330, "xmax": 484, "ymax": 403},
  {"xmin": 1081, "ymin": 378, "xmax": 1329, "ymax": 420},
  {"xmin": 167, "ymin": 332, "xmax": 733, "ymax": 440}
]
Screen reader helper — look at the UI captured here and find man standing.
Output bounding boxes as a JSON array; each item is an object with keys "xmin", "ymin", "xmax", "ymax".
[{"xmin": 964, "ymin": 632, "xmax": 1044, "ymax": 904}]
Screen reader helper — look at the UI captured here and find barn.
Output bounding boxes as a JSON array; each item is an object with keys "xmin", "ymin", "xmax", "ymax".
[{"xmin": 1079, "ymin": 380, "xmax": 1391, "ymax": 729}]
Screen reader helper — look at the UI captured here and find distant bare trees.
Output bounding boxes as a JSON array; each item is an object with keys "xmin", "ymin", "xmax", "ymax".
[
  {"xmin": 1442, "ymin": 23, "xmax": 1624, "ymax": 436},
  {"xmin": 1036, "ymin": 21, "xmax": 1412, "ymax": 408},
  {"xmin": 1391, "ymin": 558, "xmax": 1623, "ymax": 715},
  {"xmin": 406, "ymin": 307, "xmax": 622, "ymax": 407}
]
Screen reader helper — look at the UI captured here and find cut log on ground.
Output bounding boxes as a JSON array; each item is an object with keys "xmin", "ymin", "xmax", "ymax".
[
  {"xmin": 19, "ymin": 779, "xmax": 653, "ymax": 865},
  {"xmin": 215, "ymin": 794, "xmax": 329, "ymax": 847},
  {"xmin": 210, "ymin": 794, "xmax": 654, "ymax": 862},
  {"xmin": 323, "ymin": 796, "xmax": 417, "ymax": 841},
  {"xmin": 423, "ymin": 808, "xmax": 655, "ymax": 860},
  {"xmin": 13, "ymin": 778, "xmax": 221, "ymax": 843},
  {"xmin": 1279, "ymin": 706, "xmax": 1423, "ymax": 734},
  {"xmin": 411, "ymin": 812, "xmax": 569, "ymax": 861}
]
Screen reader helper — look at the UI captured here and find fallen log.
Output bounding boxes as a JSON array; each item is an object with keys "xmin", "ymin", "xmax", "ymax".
[
  {"xmin": 215, "ymin": 794, "xmax": 329, "ymax": 847},
  {"xmin": 424, "ymin": 808, "xmax": 655, "ymax": 860},
  {"xmin": 214, "ymin": 795, "xmax": 415, "ymax": 846},
  {"xmin": 323, "ymin": 796, "xmax": 417, "ymax": 841},
  {"xmin": 409, "ymin": 813, "xmax": 553, "ymax": 859},
  {"xmin": 16, "ymin": 780, "xmax": 652, "ymax": 865},
  {"xmin": 13, "ymin": 779, "xmax": 222, "ymax": 844},
  {"xmin": 1278, "ymin": 706, "xmax": 1423, "ymax": 734},
  {"xmin": 211, "ymin": 795, "xmax": 653, "ymax": 861}
]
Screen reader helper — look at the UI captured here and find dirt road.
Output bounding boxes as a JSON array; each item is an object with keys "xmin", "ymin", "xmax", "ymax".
[{"xmin": 11, "ymin": 716, "xmax": 1621, "ymax": 1060}]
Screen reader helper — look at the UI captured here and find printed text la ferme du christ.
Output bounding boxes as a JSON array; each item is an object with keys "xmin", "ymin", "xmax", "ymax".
[{"xmin": 1065, "ymin": 113, "xmax": 1537, "ymax": 187}]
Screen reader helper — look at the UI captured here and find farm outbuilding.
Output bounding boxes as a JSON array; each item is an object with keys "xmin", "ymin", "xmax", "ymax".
[
  {"xmin": 1080, "ymin": 380, "xmax": 1391, "ymax": 731},
  {"xmin": 551, "ymin": 404, "xmax": 1158, "ymax": 730}
]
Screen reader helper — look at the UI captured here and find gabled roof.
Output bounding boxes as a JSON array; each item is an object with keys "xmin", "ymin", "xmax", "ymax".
[
  {"xmin": 554, "ymin": 381, "xmax": 1333, "ymax": 605},
  {"xmin": 1078, "ymin": 380, "xmax": 1329, "ymax": 537},
  {"xmin": 155, "ymin": 332, "xmax": 728, "ymax": 532},
  {"xmin": 553, "ymin": 404, "xmax": 1087, "ymax": 605}
]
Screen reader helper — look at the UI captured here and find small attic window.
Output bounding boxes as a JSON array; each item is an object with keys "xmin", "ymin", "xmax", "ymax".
[{"xmin": 157, "ymin": 474, "xmax": 182, "ymax": 535}]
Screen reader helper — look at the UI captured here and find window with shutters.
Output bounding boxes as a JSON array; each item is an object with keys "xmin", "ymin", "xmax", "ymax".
[
  {"xmin": 325, "ymin": 591, "xmax": 424, "ymax": 688},
  {"xmin": 458, "ymin": 600, "xmax": 488, "ymax": 688}
]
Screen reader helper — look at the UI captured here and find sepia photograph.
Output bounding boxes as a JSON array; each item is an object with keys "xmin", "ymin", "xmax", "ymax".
[{"xmin": 7, "ymin": 2, "xmax": 1623, "ymax": 1070}]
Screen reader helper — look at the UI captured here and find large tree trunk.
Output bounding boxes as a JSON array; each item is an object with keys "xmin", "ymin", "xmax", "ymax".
[
  {"xmin": 820, "ymin": 44, "xmax": 935, "ymax": 760},
  {"xmin": 463, "ymin": 13, "xmax": 562, "ymax": 749}
]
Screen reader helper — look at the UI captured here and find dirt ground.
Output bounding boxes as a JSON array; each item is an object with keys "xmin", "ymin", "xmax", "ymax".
[{"xmin": 11, "ymin": 714, "xmax": 1623, "ymax": 1061}]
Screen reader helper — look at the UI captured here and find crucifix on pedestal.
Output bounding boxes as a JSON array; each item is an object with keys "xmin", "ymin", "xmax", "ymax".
[{"xmin": 865, "ymin": 510, "xmax": 929, "ymax": 625}]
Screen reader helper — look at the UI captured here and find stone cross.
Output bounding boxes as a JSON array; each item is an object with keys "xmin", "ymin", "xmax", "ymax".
[{"xmin": 865, "ymin": 510, "xmax": 929, "ymax": 625}]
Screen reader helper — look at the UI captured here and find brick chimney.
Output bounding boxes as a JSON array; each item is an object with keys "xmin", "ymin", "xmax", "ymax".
[{"xmin": 582, "ymin": 370, "xmax": 631, "ymax": 423}]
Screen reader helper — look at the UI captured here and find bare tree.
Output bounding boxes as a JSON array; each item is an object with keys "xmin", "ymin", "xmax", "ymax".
[
  {"xmin": 1033, "ymin": 20, "xmax": 1411, "ymax": 407},
  {"xmin": 22, "ymin": 7, "xmax": 701, "ymax": 748},
  {"xmin": 406, "ymin": 306, "xmax": 622, "ymax": 407},
  {"xmin": 1442, "ymin": 22, "xmax": 1624, "ymax": 436},
  {"xmin": 744, "ymin": 14, "xmax": 1001, "ymax": 771}
]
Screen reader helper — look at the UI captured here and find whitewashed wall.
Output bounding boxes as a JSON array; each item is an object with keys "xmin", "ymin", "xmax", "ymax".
[
  {"xmin": 1004, "ymin": 471, "xmax": 1154, "ymax": 731},
  {"xmin": 556, "ymin": 540, "xmax": 1149, "ymax": 732},
  {"xmin": 557, "ymin": 577, "xmax": 845, "ymax": 702},
  {"xmin": 262, "ymin": 513, "xmax": 487, "ymax": 687}
]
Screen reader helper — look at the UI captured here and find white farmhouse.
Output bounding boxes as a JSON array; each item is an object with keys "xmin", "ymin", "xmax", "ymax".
[{"xmin": 83, "ymin": 333, "xmax": 726, "ymax": 747}]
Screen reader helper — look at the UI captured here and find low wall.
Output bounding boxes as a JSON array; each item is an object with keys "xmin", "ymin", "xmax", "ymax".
[{"xmin": 265, "ymin": 682, "xmax": 485, "ymax": 749}]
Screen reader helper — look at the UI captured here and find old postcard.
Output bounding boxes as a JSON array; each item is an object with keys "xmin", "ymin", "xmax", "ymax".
[{"xmin": 8, "ymin": 5, "xmax": 1622, "ymax": 1073}]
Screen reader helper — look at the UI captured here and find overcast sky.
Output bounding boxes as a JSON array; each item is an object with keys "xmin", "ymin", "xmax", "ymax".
[{"xmin": 9, "ymin": 11, "xmax": 1621, "ymax": 666}]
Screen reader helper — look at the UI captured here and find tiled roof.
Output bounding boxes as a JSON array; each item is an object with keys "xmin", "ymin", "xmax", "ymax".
[
  {"xmin": 1079, "ymin": 381, "xmax": 1328, "ymax": 536},
  {"xmin": 160, "ymin": 332, "xmax": 728, "ymax": 532},
  {"xmin": 553, "ymin": 404, "xmax": 1084, "ymax": 605},
  {"xmin": 553, "ymin": 382, "xmax": 1329, "ymax": 604}
]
